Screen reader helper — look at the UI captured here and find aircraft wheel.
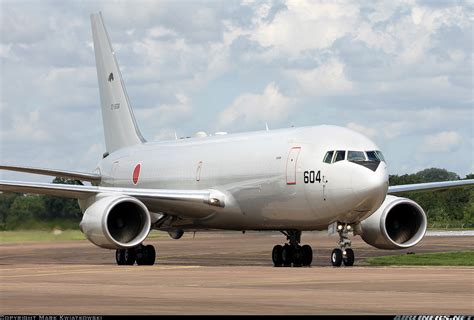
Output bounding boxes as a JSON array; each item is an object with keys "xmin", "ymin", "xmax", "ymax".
[
  {"xmin": 292, "ymin": 246, "xmax": 303, "ymax": 267},
  {"xmin": 116, "ymin": 249, "xmax": 126, "ymax": 265},
  {"xmin": 343, "ymin": 248, "xmax": 354, "ymax": 266},
  {"xmin": 272, "ymin": 245, "xmax": 283, "ymax": 267},
  {"xmin": 123, "ymin": 248, "xmax": 136, "ymax": 265},
  {"xmin": 282, "ymin": 244, "xmax": 294, "ymax": 267},
  {"xmin": 331, "ymin": 248, "xmax": 342, "ymax": 267},
  {"xmin": 301, "ymin": 245, "xmax": 313, "ymax": 266},
  {"xmin": 145, "ymin": 245, "xmax": 156, "ymax": 265},
  {"xmin": 136, "ymin": 245, "xmax": 156, "ymax": 265}
]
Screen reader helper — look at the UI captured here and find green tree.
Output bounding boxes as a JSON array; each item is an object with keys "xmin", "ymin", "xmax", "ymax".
[
  {"xmin": 41, "ymin": 177, "xmax": 82, "ymax": 220},
  {"xmin": 6, "ymin": 195, "xmax": 45, "ymax": 229},
  {"xmin": 415, "ymin": 168, "xmax": 459, "ymax": 182},
  {"xmin": 0, "ymin": 193, "xmax": 19, "ymax": 230}
]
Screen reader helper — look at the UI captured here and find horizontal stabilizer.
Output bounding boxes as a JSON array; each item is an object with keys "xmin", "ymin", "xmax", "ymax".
[{"xmin": 0, "ymin": 165, "xmax": 101, "ymax": 183}]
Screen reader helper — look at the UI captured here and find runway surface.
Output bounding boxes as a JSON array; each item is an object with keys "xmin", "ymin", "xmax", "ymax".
[{"xmin": 1, "ymin": 232, "xmax": 473, "ymax": 314}]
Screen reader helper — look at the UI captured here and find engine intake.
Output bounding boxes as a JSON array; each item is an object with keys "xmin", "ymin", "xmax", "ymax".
[
  {"xmin": 80, "ymin": 194, "xmax": 151, "ymax": 249},
  {"xmin": 357, "ymin": 195, "xmax": 427, "ymax": 249}
]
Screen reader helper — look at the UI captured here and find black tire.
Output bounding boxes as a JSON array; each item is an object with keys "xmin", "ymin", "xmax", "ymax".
[
  {"xmin": 301, "ymin": 245, "xmax": 313, "ymax": 266},
  {"xmin": 145, "ymin": 245, "xmax": 156, "ymax": 265},
  {"xmin": 272, "ymin": 245, "xmax": 283, "ymax": 267},
  {"xmin": 331, "ymin": 248, "xmax": 342, "ymax": 267},
  {"xmin": 135, "ymin": 246, "xmax": 146, "ymax": 265},
  {"xmin": 136, "ymin": 245, "xmax": 156, "ymax": 266},
  {"xmin": 116, "ymin": 249, "xmax": 125, "ymax": 265},
  {"xmin": 123, "ymin": 248, "xmax": 136, "ymax": 265},
  {"xmin": 292, "ymin": 246, "xmax": 303, "ymax": 267},
  {"xmin": 343, "ymin": 248, "xmax": 354, "ymax": 266},
  {"xmin": 282, "ymin": 244, "xmax": 293, "ymax": 267}
]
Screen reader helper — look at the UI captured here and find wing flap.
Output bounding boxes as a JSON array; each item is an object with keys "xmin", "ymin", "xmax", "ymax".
[
  {"xmin": 0, "ymin": 165, "xmax": 101, "ymax": 183},
  {"xmin": 388, "ymin": 179, "xmax": 474, "ymax": 194}
]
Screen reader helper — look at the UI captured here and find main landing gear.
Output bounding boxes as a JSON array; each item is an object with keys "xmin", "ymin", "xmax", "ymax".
[
  {"xmin": 116, "ymin": 244, "xmax": 156, "ymax": 266},
  {"xmin": 331, "ymin": 223, "xmax": 355, "ymax": 267},
  {"xmin": 272, "ymin": 230, "xmax": 313, "ymax": 267}
]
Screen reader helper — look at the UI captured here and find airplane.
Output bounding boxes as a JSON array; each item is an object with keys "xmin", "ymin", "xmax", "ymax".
[{"xmin": 1, "ymin": 12, "xmax": 472, "ymax": 267}]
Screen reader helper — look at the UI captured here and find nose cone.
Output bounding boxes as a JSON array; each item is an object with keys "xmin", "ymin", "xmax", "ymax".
[{"xmin": 351, "ymin": 162, "xmax": 389, "ymax": 219}]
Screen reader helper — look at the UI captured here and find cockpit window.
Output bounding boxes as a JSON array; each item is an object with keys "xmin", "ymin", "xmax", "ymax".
[
  {"xmin": 325, "ymin": 150, "xmax": 385, "ymax": 164},
  {"xmin": 347, "ymin": 151, "xmax": 366, "ymax": 161},
  {"xmin": 323, "ymin": 151, "xmax": 334, "ymax": 164},
  {"xmin": 366, "ymin": 150, "xmax": 385, "ymax": 162},
  {"xmin": 334, "ymin": 150, "xmax": 346, "ymax": 162},
  {"xmin": 375, "ymin": 151, "xmax": 385, "ymax": 162},
  {"xmin": 366, "ymin": 151, "xmax": 379, "ymax": 161}
]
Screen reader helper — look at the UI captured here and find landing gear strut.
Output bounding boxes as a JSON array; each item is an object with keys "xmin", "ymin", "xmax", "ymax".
[
  {"xmin": 116, "ymin": 244, "xmax": 156, "ymax": 266},
  {"xmin": 331, "ymin": 223, "xmax": 355, "ymax": 267},
  {"xmin": 272, "ymin": 230, "xmax": 313, "ymax": 267}
]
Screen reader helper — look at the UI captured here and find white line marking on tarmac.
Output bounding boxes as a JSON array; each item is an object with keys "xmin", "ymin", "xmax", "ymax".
[{"xmin": 0, "ymin": 265, "xmax": 201, "ymax": 278}]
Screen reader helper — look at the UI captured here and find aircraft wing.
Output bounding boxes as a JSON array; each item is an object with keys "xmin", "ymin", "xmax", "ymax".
[
  {"xmin": 0, "ymin": 180, "xmax": 224, "ymax": 219},
  {"xmin": 0, "ymin": 165, "xmax": 101, "ymax": 183},
  {"xmin": 388, "ymin": 179, "xmax": 474, "ymax": 194}
]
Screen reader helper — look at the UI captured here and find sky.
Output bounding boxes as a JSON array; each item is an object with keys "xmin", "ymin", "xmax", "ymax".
[{"xmin": 1, "ymin": 0, "xmax": 473, "ymax": 182}]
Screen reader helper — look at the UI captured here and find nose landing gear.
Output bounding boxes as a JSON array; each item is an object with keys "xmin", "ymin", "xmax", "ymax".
[
  {"xmin": 272, "ymin": 230, "xmax": 313, "ymax": 267},
  {"xmin": 331, "ymin": 223, "xmax": 355, "ymax": 267}
]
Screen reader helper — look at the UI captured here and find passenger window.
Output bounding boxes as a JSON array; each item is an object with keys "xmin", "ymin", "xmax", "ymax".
[
  {"xmin": 347, "ymin": 151, "xmax": 366, "ymax": 161},
  {"xmin": 323, "ymin": 151, "xmax": 334, "ymax": 164},
  {"xmin": 334, "ymin": 150, "xmax": 345, "ymax": 162}
]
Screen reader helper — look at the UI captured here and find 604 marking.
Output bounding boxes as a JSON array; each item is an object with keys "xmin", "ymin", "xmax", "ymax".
[{"xmin": 304, "ymin": 170, "xmax": 321, "ymax": 183}]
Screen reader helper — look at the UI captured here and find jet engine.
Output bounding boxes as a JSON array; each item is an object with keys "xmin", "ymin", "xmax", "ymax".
[
  {"xmin": 356, "ymin": 195, "xmax": 427, "ymax": 249},
  {"xmin": 79, "ymin": 195, "xmax": 151, "ymax": 249}
]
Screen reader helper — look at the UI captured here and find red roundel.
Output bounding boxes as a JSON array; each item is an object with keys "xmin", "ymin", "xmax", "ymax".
[{"xmin": 132, "ymin": 163, "xmax": 141, "ymax": 185}]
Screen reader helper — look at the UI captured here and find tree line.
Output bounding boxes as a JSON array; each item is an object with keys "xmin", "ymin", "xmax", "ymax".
[
  {"xmin": 0, "ymin": 177, "xmax": 82, "ymax": 230},
  {"xmin": 0, "ymin": 168, "xmax": 472, "ymax": 230},
  {"xmin": 389, "ymin": 168, "xmax": 473, "ymax": 228}
]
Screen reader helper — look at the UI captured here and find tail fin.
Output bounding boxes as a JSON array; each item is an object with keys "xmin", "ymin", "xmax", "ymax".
[{"xmin": 91, "ymin": 12, "xmax": 145, "ymax": 154}]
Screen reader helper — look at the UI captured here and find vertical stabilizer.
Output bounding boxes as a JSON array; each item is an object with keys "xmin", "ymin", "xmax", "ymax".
[{"xmin": 91, "ymin": 12, "xmax": 145, "ymax": 153}]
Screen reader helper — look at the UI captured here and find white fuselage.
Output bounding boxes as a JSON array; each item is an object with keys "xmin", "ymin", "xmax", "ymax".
[{"xmin": 96, "ymin": 125, "xmax": 389, "ymax": 231}]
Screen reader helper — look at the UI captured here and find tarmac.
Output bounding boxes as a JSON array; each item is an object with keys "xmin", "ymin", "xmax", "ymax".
[{"xmin": 1, "ymin": 231, "xmax": 473, "ymax": 315}]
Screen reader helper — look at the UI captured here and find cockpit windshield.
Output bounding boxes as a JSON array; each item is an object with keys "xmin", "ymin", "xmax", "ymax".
[
  {"xmin": 347, "ymin": 151, "xmax": 366, "ymax": 161},
  {"xmin": 323, "ymin": 151, "xmax": 334, "ymax": 164},
  {"xmin": 334, "ymin": 150, "xmax": 346, "ymax": 162},
  {"xmin": 323, "ymin": 150, "xmax": 385, "ymax": 164},
  {"xmin": 366, "ymin": 151, "xmax": 379, "ymax": 161}
]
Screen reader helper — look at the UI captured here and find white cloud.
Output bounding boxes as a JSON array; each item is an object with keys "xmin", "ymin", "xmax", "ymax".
[
  {"xmin": 250, "ymin": 0, "xmax": 359, "ymax": 57},
  {"xmin": 422, "ymin": 131, "xmax": 461, "ymax": 153},
  {"xmin": 217, "ymin": 83, "xmax": 294, "ymax": 130},
  {"xmin": 288, "ymin": 58, "xmax": 353, "ymax": 96},
  {"xmin": 1, "ymin": 109, "xmax": 51, "ymax": 142},
  {"xmin": 135, "ymin": 93, "xmax": 192, "ymax": 126},
  {"xmin": 147, "ymin": 26, "xmax": 177, "ymax": 38}
]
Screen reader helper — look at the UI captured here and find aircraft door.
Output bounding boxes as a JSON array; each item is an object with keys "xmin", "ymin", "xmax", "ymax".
[
  {"xmin": 196, "ymin": 161, "xmax": 202, "ymax": 181},
  {"xmin": 286, "ymin": 147, "xmax": 301, "ymax": 185}
]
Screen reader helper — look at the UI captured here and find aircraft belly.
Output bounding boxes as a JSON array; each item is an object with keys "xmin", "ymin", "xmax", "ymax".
[{"xmin": 191, "ymin": 184, "xmax": 330, "ymax": 230}]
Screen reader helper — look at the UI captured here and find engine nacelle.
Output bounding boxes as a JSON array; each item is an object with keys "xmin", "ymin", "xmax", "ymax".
[
  {"xmin": 357, "ymin": 195, "xmax": 427, "ymax": 250},
  {"xmin": 79, "ymin": 194, "xmax": 151, "ymax": 249}
]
